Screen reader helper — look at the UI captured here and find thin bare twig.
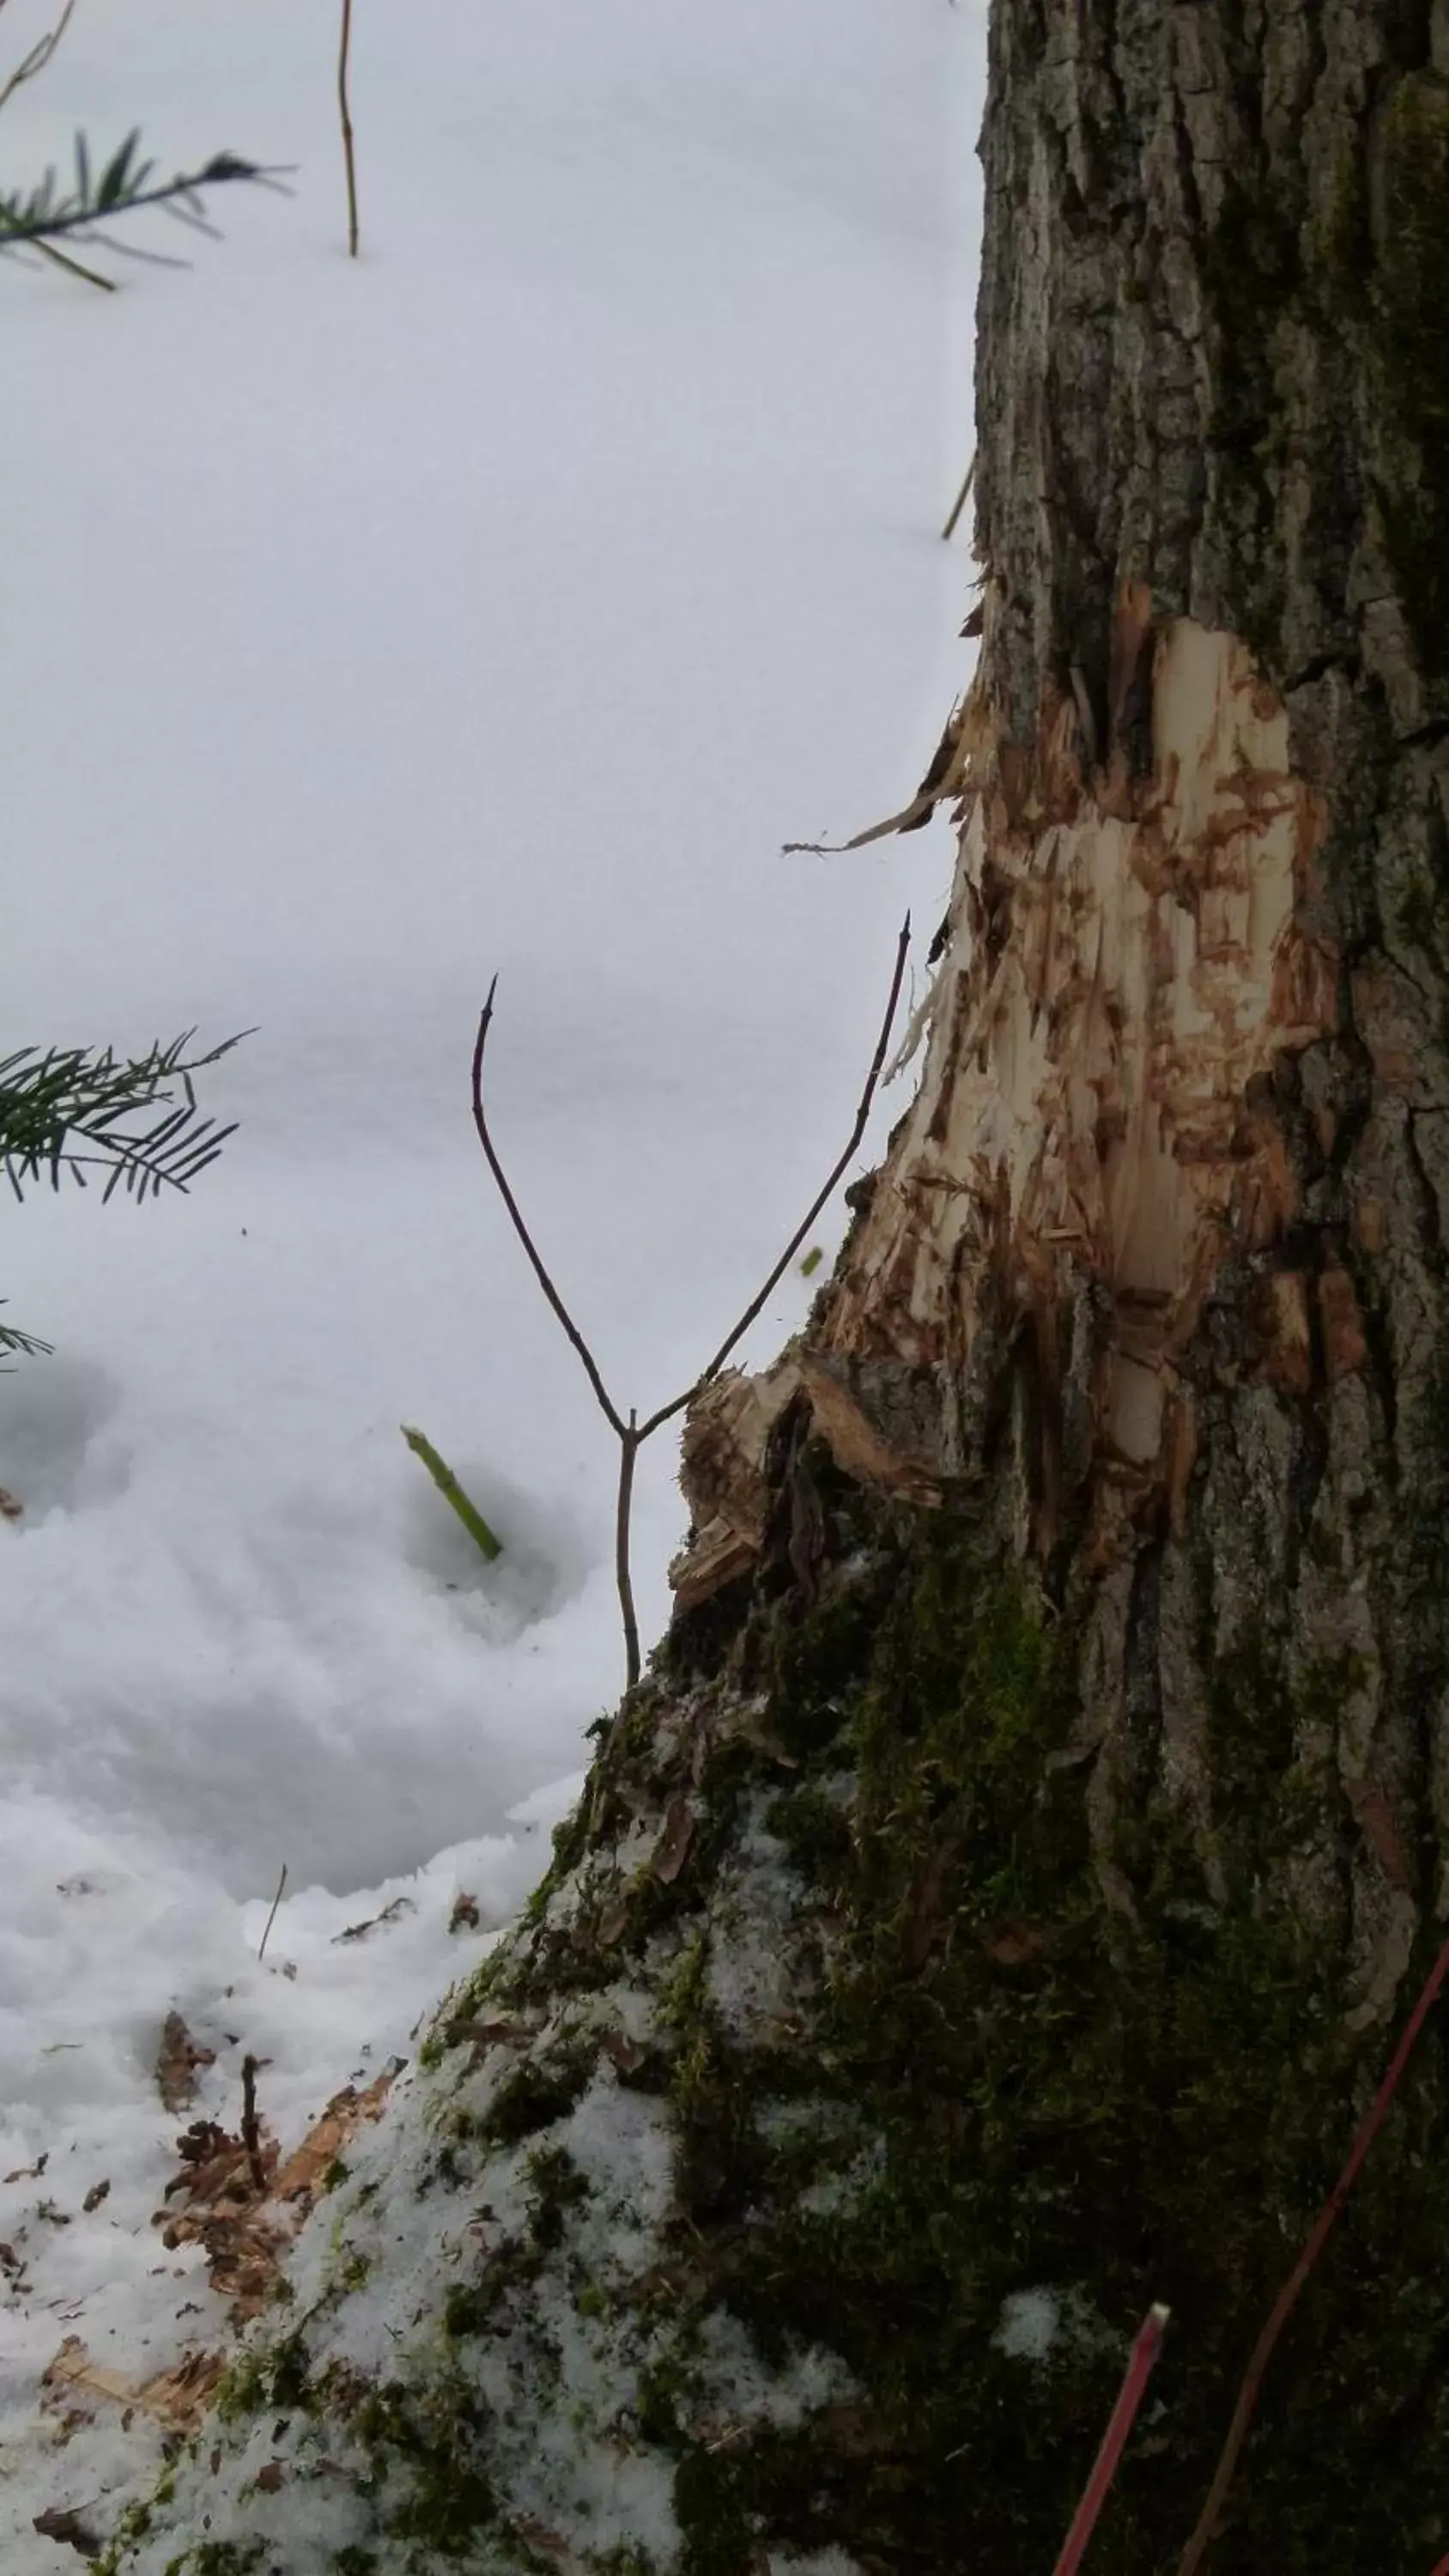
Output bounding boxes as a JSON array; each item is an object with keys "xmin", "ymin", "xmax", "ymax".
[
  {"xmin": 0, "ymin": 0, "xmax": 79, "ymax": 120},
  {"xmin": 616, "ymin": 1415, "xmax": 640, "ymax": 1689},
  {"xmin": 470, "ymin": 982, "xmax": 627, "ymax": 1440},
  {"xmin": 1177, "ymin": 1924, "xmax": 1449, "ymax": 2576},
  {"xmin": 337, "ymin": 0, "xmax": 359, "ymax": 256},
  {"xmin": 471, "ymin": 921, "xmax": 912, "ymax": 1693},
  {"xmin": 635, "ymin": 914, "xmax": 912, "ymax": 1439},
  {"xmin": 257, "ymin": 1862, "xmax": 288, "ymax": 1963},
  {"xmin": 940, "ymin": 448, "xmax": 975, "ymax": 543},
  {"xmin": 1053, "ymin": 2306, "xmax": 1168, "ymax": 2576}
]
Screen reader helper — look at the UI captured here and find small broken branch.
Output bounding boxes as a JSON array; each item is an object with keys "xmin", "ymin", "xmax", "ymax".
[
  {"xmin": 940, "ymin": 447, "xmax": 975, "ymax": 543},
  {"xmin": 401, "ymin": 1423, "xmax": 502, "ymax": 1561},
  {"xmin": 1053, "ymin": 2305, "xmax": 1168, "ymax": 2576},
  {"xmin": 471, "ymin": 920, "xmax": 911, "ymax": 1692},
  {"xmin": 239, "ymin": 2055, "xmax": 266, "ymax": 2195},
  {"xmin": 257, "ymin": 1862, "xmax": 288, "ymax": 1964},
  {"xmin": 337, "ymin": 0, "xmax": 359, "ymax": 256},
  {"xmin": 1177, "ymin": 1924, "xmax": 1449, "ymax": 2576}
]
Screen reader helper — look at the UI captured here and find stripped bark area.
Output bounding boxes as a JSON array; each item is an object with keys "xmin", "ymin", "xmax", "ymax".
[{"xmin": 823, "ymin": 611, "xmax": 1337, "ymax": 1528}]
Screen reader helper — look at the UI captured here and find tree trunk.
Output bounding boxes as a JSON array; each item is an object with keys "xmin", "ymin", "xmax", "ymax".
[{"xmin": 112, "ymin": 6, "xmax": 1449, "ymax": 2574}]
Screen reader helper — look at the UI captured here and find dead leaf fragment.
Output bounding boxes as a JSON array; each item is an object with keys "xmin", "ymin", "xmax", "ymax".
[
  {"xmin": 0, "ymin": 1487, "xmax": 23, "ymax": 1521},
  {"xmin": 156, "ymin": 2013, "xmax": 215, "ymax": 2116},
  {"xmin": 32, "ymin": 2503, "xmax": 100, "ymax": 2559},
  {"xmin": 650, "ymin": 1796, "xmax": 694, "ymax": 1886},
  {"xmin": 254, "ymin": 2460, "xmax": 286, "ymax": 2494},
  {"xmin": 599, "ymin": 2026, "xmax": 646, "ymax": 2077},
  {"xmin": 4, "ymin": 2153, "xmax": 47, "ymax": 2184},
  {"xmin": 82, "ymin": 2180, "xmax": 110, "ymax": 2215},
  {"xmin": 448, "ymin": 1891, "xmax": 482, "ymax": 1934}
]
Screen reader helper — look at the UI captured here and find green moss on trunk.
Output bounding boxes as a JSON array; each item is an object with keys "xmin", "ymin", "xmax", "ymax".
[{"xmin": 641, "ymin": 1505, "xmax": 1449, "ymax": 2575}]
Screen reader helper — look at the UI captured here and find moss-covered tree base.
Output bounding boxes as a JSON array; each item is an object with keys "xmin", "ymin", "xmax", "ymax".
[{"xmin": 104, "ymin": 1442, "xmax": 1449, "ymax": 2576}]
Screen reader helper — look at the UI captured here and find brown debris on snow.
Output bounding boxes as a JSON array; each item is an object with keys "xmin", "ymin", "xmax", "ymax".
[
  {"xmin": 41, "ymin": 2337, "xmax": 226, "ymax": 2439},
  {"xmin": 155, "ymin": 2066, "xmax": 394, "ymax": 2325},
  {"xmin": 155, "ymin": 2013, "xmax": 215, "ymax": 2117}
]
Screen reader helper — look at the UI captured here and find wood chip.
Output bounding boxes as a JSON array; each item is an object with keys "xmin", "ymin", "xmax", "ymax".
[
  {"xmin": 42, "ymin": 2338, "xmax": 225, "ymax": 2438},
  {"xmin": 156, "ymin": 2013, "xmax": 215, "ymax": 2116},
  {"xmin": 650, "ymin": 1797, "xmax": 694, "ymax": 1886}
]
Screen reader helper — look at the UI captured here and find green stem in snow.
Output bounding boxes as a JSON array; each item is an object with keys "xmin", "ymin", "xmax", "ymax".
[{"xmin": 401, "ymin": 1424, "xmax": 502, "ymax": 1562}]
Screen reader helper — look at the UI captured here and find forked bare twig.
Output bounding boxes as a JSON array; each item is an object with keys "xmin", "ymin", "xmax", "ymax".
[{"xmin": 471, "ymin": 919, "xmax": 911, "ymax": 1689}]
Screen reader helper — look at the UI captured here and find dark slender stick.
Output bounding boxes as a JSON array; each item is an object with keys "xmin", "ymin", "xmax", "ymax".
[
  {"xmin": 1177, "ymin": 1924, "xmax": 1449, "ymax": 2576},
  {"xmin": 0, "ymin": 0, "xmax": 79, "ymax": 119},
  {"xmin": 635, "ymin": 914, "xmax": 911, "ymax": 1439},
  {"xmin": 615, "ymin": 1417, "xmax": 640, "ymax": 1691},
  {"xmin": 471, "ymin": 982, "xmax": 627, "ymax": 1438},
  {"xmin": 1054, "ymin": 2306, "xmax": 1168, "ymax": 2576},
  {"xmin": 337, "ymin": 0, "xmax": 360, "ymax": 257},
  {"xmin": 257, "ymin": 1862, "xmax": 288, "ymax": 1963},
  {"xmin": 940, "ymin": 449, "xmax": 975, "ymax": 542},
  {"xmin": 240, "ymin": 2054, "xmax": 267, "ymax": 2194}
]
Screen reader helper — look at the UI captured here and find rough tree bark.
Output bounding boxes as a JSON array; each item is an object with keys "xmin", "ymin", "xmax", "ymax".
[{"xmin": 110, "ymin": 4, "xmax": 1449, "ymax": 2573}]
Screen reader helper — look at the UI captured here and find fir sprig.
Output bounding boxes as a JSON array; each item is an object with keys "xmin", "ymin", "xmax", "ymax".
[
  {"xmin": 0, "ymin": 1028, "xmax": 247, "ymax": 1205},
  {"xmin": 0, "ymin": 131, "xmax": 285, "ymax": 274}
]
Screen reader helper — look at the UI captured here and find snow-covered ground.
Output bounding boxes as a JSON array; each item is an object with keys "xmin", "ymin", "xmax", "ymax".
[{"xmin": 0, "ymin": 0, "xmax": 979, "ymax": 2556}]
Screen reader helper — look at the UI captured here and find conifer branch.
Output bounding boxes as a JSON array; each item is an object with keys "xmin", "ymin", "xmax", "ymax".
[{"xmin": 0, "ymin": 142, "xmax": 286, "ymax": 271}]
